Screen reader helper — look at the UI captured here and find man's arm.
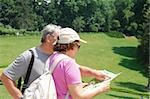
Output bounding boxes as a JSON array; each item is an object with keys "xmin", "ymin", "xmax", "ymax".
[
  {"xmin": 0, "ymin": 73, "xmax": 23, "ymax": 99},
  {"xmin": 79, "ymin": 66, "xmax": 107, "ymax": 80}
]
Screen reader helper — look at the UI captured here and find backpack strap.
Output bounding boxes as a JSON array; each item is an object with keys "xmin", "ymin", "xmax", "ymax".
[
  {"xmin": 46, "ymin": 54, "xmax": 70, "ymax": 99},
  {"xmin": 22, "ymin": 49, "xmax": 34, "ymax": 94},
  {"xmin": 17, "ymin": 76, "xmax": 22, "ymax": 89},
  {"xmin": 47, "ymin": 54, "xmax": 69, "ymax": 74},
  {"xmin": 65, "ymin": 92, "xmax": 69, "ymax": 99}
]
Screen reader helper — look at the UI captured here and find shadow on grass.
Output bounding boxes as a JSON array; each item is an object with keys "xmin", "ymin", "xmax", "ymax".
[
  {"xmin": 110, "ymin": 87, "xmax": 149, "ymax": 96},
  {"xmin": 116, "ymin": 82, "xmax": 147, "ymax": 92},
  {"xmin": 119, "ymin": 58, "xmax": 147, "ymax": 77},
  {"xmin": 112, "ymin": 47, "xmax": 147, "ymax": 77},
  {"xmin": 113, "ymin": 47, "xmax": 137, "ymax": 58},
  {"xmin": 107, "ymin": 94, "xmax": 136, "ymax": 99}
]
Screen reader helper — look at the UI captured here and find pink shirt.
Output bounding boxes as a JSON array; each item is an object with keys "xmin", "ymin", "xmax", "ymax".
[{"xmin": 49, "ymin": 52, "xmax": 82, "ymax": 99}]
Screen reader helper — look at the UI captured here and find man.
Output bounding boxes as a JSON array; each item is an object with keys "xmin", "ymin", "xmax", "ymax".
[{"xmin": 0, "ymin": 24, "xmax": 107, "ymax": 99}]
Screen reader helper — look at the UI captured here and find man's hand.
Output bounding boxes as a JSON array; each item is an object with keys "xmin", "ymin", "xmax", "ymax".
[{"xmin": 0, "ymin": 73, "xmax": 23, "ymax": 99}]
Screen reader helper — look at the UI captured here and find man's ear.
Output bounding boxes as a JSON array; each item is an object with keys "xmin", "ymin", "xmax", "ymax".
[
  {"xmin": 45, "ymin": 34, "xmax": 51, "ymax": 43},
  {"xmin": 52, "ymin": 40, "xmax": 57, "ymax": 45}
]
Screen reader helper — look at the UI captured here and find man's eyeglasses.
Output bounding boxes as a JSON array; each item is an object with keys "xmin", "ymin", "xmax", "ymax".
[
  {"xmin": 49, "ymin": 33, "xmax": 58, "ymax": 39},
  {"xmin": 50, "ymin": 34, "xmax": 55, "ymax": 37}
]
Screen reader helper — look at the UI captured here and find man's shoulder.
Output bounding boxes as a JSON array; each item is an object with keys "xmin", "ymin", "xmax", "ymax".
[{"xmin": 21, "ymin": 47, "xmax": 36, "ymax": 58}]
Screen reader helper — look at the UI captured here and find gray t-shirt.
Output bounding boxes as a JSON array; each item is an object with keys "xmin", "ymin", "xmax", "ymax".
[{"xmin": 3, "ymin": 47, "xmax": 51, "ymax": 86}]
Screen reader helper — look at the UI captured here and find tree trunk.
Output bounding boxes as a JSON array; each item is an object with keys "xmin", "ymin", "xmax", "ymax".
[
  {"xmin": 148, "ymin": 65, "xmax": 150, "ymax": 92},
  {"xmin": 105, "ymin": 15, "xmax": 110, "ymax": 32}
]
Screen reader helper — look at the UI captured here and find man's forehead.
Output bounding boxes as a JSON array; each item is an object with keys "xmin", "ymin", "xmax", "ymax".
[{"xmin": 53, "ymin": 31, "xmax": 60, "ymax": 36}]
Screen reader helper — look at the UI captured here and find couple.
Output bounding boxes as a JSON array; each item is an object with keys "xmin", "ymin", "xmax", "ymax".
[{"xmin": 0, "ymin": 24, "xmax": 109, "ymax": 99}]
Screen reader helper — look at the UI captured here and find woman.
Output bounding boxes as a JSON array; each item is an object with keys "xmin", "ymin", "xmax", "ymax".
[{"xmin": 49, "ymin": 28, "xmax": 109, "ymax": 99}]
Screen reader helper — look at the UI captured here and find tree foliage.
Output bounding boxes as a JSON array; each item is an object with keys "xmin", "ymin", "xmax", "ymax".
[
  {"xmin": 136, "ymin": 0, "xmax": 150, "ymax": 90},
  {"xmin": 0, "ymin": 0, "xmax": 148, "ymax": 35},
  {"xmin": 137, "ymin": 0, "xmax": 149, "ymax": 66}
]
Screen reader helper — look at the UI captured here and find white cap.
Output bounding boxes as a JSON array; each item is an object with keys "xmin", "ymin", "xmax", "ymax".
[{"xmin": 58, "ymin": 28, "xmax": 87, "ymax": 44}]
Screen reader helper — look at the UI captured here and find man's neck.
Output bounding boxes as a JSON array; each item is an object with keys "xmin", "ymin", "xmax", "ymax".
[{"xmin": 38, "ymin": 43, "xmax": 53, "ymax": 55}]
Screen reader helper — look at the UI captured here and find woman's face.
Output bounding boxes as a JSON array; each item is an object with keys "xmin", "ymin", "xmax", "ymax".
[{"xmin": 71, "ymin": 42, "xmax": 81, "ymax": 58}]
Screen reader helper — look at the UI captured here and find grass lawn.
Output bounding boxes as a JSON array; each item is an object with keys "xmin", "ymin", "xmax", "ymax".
[{"xmin": 0, "ymin": 33, "xmax": 149, "ymax": 98}]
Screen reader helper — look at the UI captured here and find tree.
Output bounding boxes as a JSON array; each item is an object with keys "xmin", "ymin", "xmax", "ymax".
[
  {"xmin": 0, "ymin": 0, "xmax": 38, "ymax": 30},
  {"xmin": 137, "ymin": 0, "xmax": 150, "ymax": 91},
  {"xmin": 72, "ymin": 16, "xmax": 85, "ymax": 32},
  {"xmin": 127, "ymin": 22, "xmax": 138, "ymax": 36},
  {"xmin": 58, "ymin": 0, "xmax": 79, "ymax": 27},
  {"xmin": 89, "ymin": 23, "xmax": 99, "ymax": 32},
  {"xmin": 111, "ymin": 19, "xmax": 121, "ymax": 30},
  {"xmin": 0, "ymin": 0, "xmax": 15, "ymax": 25},
  {"xmin": 101, "ymin": 0, "xmax": 116, "ymax": 32},
  {"xmin": 29, "ymin": 0, "xmax": 61, "ymax": 30},
  {"xmin": 76, "ymin": 0, "xmax": 100, "ymax": 31},
  {"xmin": 114, "ymin": 0, "xmax": 135, "ymax": 35},
  {"xmin": 132, "ymin": 0, "xmax": 145, "ymax": 36},
  {"xmin": 0, "ymin": 0, "xmax": 148, "ymax": 35}
]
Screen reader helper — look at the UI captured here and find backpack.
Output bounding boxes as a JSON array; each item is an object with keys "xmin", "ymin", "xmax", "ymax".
[{"xmin": 23, "ymin": 54, "xmax": 69, "ymax": 99}]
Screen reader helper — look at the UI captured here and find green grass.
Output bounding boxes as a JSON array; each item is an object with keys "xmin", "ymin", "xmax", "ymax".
[{"xmin": 0, "ymin": 33, "xmax": 149, "ymax": 98}]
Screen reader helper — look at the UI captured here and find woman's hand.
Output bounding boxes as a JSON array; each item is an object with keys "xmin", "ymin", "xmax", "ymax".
[
  {"xmin": 99, "ymin": 82, "xmax": 110, "ymax": 92},
  {"xmin": 93, "ymin": 70, "xmax": 109, "ymax": 81}
]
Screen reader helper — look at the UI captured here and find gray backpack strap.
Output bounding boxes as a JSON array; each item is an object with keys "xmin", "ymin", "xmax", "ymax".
[
  {"xmin": 46, "ymin": 54, "xmax": 70, "ymax": 99},
  {"xmin": 46, "ymin": 54, "xmax": 69, "ymax": 74},
  {"xmin": 65, "ymin": 92, "xmax": 69, "ymax": 99}
]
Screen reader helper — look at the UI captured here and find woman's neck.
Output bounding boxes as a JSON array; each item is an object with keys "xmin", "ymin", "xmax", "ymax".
[{"xmin": 61, "ymin": 50, "xmax": 75, "ymax": 59}]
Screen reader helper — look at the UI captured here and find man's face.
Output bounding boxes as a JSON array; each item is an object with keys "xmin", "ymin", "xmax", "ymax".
[{"xmin": 50, "ymin": 32, "xmax": 59, "ymax": 45}]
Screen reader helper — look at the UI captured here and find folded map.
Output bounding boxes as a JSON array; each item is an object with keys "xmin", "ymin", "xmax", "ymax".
[
  {"xmin": 83, "ymin": 70, "xmax": 121, "ymax": 93},
  {"xmin": 99, "ymin": 70, "xmax": 121, "ymax": 82}
]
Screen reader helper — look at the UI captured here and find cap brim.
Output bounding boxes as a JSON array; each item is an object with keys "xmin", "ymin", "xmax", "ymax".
[{"xmin": 80, "ymin": 39, "xmax": 87, "ymax": 43}]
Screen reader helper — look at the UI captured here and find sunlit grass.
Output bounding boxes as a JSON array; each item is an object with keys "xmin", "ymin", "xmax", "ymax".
[{"xmin": 0, "ymin": 33, "xmax": 148, "ymax": 99}]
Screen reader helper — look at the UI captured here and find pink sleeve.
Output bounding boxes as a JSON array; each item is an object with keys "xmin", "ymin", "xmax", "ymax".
[{"xmin": 64, "ymin": 60, "xmax": 82, "ymax": 85}]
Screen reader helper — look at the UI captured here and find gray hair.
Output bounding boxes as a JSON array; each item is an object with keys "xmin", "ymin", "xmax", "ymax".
[{"xmin": 41, "ymin": 24, "xmax": 61, "ymax": 43}]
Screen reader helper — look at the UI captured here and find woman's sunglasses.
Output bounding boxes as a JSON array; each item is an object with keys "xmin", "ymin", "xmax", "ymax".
[{"xmin": 76, "ymin": 44, "xmax": 81, "ymax": 49}]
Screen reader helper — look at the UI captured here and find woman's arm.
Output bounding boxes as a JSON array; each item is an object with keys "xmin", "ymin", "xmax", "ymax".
[
  {"xmin": 68, "ymin": 82, "xmax": 110, "ymax": 99},
  {"xmin": 65, "ymin": 61, "xmax": 109, "ymax": 99},
  {"xmin": 79, "ymin": 66, "xmax": 107, "ymax": 80}
]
